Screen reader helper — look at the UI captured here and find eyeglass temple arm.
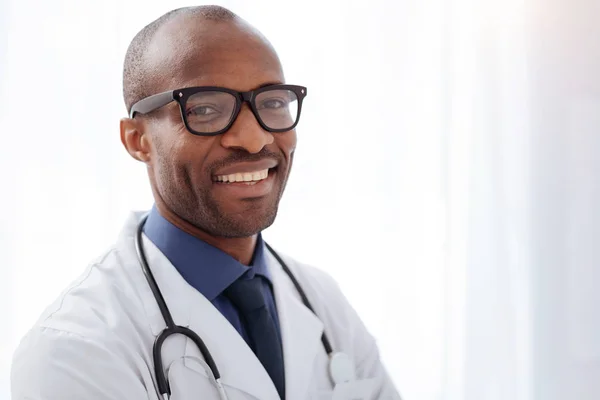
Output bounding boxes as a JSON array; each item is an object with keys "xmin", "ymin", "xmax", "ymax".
[{"xmin": 129, "ymin": 91, "xmax": 175, "ymax": 118}]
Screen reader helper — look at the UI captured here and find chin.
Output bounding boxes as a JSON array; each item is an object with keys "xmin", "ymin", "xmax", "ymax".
[
  {"xmin": 206, "ymin": 204, "xmax": 277, "ymax": 238},
  {"xmin": 236, "ymin": 210, "xmax": 277, "ymax": 236}
]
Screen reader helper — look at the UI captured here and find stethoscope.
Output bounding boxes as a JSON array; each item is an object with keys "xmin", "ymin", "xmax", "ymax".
[{"xmin": 135, "ymin": 214, "xmax": 355, "ymax": 400}]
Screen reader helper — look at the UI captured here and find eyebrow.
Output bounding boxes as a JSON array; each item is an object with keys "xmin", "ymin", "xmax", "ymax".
[{"xmin": 257, "ymin": 81, "xmax": 284, "ymax": 89}]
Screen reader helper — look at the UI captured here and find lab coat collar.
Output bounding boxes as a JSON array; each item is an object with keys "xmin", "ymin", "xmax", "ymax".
[{"xmin": 120, "ymin": 211, "xmax": 325, "ymax": 400}]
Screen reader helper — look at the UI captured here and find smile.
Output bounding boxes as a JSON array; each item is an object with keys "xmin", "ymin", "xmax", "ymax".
[{"xmin": 213, "ymin": 168, "xmax": 269, "ymax": 185}]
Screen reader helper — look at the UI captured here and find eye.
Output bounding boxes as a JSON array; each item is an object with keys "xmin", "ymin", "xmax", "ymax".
[
  {"xmin": 259, "ymin": 98, "xmax": 287, "ymax": 110},
  {"xmin": 187, "ymin": 105, "xmax": 219, "ymax": 116}
]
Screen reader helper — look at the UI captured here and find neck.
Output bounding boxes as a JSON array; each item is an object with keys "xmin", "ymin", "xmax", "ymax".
[{"xmin": 154, "ymin": 203, "xmax": 258, "ymax": 266}]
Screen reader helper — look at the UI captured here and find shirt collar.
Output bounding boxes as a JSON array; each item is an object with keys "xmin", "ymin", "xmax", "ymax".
[{"xmin": 142, "ymin": 206, "xmax": 272, "ymax": 301}]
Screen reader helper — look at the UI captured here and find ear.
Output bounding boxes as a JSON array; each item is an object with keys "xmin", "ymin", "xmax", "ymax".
[{"xmin": 120, "ymin": 117, "xmax": 151, "ymax": 163}]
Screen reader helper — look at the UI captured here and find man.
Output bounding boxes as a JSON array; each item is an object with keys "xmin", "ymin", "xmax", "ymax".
[{"xmin": 11, "ymin": 5, "xmax": 400, "ymax": 400}]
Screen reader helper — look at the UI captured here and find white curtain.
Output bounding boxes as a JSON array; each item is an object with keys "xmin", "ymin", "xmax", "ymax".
[{"xmin": 1, "ymin": 0, "xmax": 597, "ymax": 399}]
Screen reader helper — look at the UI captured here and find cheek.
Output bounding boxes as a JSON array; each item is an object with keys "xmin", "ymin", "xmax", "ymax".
[
  {"xmin": 279, "ymin": 130, "xmax": 297, "ymax": 158},
  {"xmin": 276, "ymin": 131, "xmax": 297, "ymax": 180},
  {"xmin": 148, "ymin": 103, "xmax": 190, "ymax": 143},
  {"xmin": 155, "ymin": 133, "xmax": 218, "ymax": 180},
  {"xmin": 150, "ymin": 139, "xmax": 179, "ymax": 188}
]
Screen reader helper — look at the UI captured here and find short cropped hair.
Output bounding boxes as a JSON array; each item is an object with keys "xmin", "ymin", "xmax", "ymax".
[{"xmin": 122, "ymin": 5, "xmax": 237, "ymax": 114}]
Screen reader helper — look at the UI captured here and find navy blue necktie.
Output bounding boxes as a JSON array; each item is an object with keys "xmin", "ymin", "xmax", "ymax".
[{"xmin": 224, "ymin": 276, "xmax": 285, "ymax": 399}]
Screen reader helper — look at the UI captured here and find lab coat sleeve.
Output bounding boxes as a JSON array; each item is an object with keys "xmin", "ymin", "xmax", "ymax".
[
  {"xmin": 309, "ymin": 266, "xmax": 403, "ymax": 400},
  {"xmin": 345, "ymin": 297, "xmax": 403, "ymax": 400},
  {"xmin": 354, "ymin": 332, "xmax": 403, "ymax": 400},
  {"xmin": 11, "ymin": 326, "xmax": 149, "ymax": 400}
]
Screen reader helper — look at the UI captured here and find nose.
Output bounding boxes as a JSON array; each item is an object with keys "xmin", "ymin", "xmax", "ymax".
[{"xmin": 220, "ymin": 105, "xmax": 274, "ymax": 154}]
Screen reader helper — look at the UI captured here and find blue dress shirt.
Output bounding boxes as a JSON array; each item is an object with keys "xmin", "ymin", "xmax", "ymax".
[{"xmin": 143, "ymin": 206, "xmax": 282, "ymax": 348}]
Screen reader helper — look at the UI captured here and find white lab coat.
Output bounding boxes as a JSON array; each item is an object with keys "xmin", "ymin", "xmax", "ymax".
[{"xmin": 11, "ymin": 212, "xmax": 401, "ymax": 400}]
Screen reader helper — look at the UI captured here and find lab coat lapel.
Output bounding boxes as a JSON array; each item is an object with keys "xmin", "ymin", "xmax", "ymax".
[
  {"xmin": 183, "ymin": 284, "xmax": 281, "ymax": 400},
  {"xmin": 122, "ymin": 212, "xmax": 325, "ymax": 400},
  {"xmin": 266, "ymin": 249, "xmax": 325, "ymax": 400},
  {"xmin": 136, "ymin": 227, "xmax": 280, "ymax": 400}
]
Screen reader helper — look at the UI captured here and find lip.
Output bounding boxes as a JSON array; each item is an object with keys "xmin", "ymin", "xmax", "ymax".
[
  {"xmin": 213, "ymin": 159, "xmax": 279, "ymax": 177},
  {"xmin": 212, "ymin": 168, "xmax": 277, "ymax": 198}
]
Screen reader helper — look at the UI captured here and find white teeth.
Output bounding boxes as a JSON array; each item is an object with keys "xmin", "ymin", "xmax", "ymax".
[{"xmin": 215, "ymin": 169, "xmax": 269, "ymax": 183}]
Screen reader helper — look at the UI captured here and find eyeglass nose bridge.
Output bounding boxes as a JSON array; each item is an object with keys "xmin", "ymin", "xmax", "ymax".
[
  {"xmin": 228, "ymin": 91, "xmax": 262, "ymax": 129},
  {"xmin": 240, "ymin": 91, "xmax": 255, "ymax": 103}
]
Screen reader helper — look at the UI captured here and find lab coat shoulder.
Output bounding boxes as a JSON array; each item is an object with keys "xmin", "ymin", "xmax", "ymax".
[
  {"xmin": 276, "ymin": 254, "xmax": 373, "ymax": 358},
  {"xmin": 11, "ymin": 246, "xmax": 155, "ymax": 400},
  {"xmin": 23, "ymin": 245, "xmax": 148, "ymax": 340},
  {"xmin": 276, "ymin": 254, "xmax": 402, "ymax": 399},
  {"xmin": 11, "ymin": 325, "xmax": 148, "ymax": 400}
]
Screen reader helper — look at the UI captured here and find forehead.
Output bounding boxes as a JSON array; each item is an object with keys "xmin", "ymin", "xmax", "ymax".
[{"xmin": 145, "ymin": 17, "xmax": 284, "ymax": 93}]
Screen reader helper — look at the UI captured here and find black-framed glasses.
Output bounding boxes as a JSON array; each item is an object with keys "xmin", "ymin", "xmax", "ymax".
[{"xmin": 129, "ymin": 84, "xmax": 307, "ymax": 136}]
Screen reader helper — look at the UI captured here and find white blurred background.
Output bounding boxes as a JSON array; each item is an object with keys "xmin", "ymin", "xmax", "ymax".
[{"xmin": 1, "ymin": 0, "xmax": 598, "ymax": 399}]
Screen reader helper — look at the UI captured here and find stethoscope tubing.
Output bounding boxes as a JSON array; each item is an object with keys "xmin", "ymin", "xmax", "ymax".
[{"xmin": 135, "ymin": 214, "xmax": 333, "ymax": 398}]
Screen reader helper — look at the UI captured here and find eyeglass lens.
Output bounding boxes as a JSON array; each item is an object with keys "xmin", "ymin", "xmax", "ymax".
[{"xmin": 184, "ymin": 89, "xmax": 299, "ymax": 134}]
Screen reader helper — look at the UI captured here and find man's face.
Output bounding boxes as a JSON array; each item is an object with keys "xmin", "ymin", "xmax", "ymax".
[{"xmin": 142, "ymin": 18, "xmax": 296, "ymax": 238}]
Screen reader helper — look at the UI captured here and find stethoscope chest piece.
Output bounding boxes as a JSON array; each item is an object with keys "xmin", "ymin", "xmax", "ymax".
[{"xmin": 328, "ymin": 352, "xmax": 355, "ymax": 385}]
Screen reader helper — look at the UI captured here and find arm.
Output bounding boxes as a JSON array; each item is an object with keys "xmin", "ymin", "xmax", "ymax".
[
  {"xmin": 341, "ymin": 295, "xmax": 402, "ymax": 400},
  {"xmin": 11, "ymin": 327, "xmax": 149, "ymax": 400},
  {"xmin": 309, "ymin": 266, "xmax": 402, "ymax": 399},
  {"xmin": 353, "ymin": 331, "xmax": 402, "ymax": 400}
]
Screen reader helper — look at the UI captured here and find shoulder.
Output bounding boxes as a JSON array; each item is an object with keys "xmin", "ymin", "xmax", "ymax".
[
  {"xmin": 285, "ymin": 254, "xmax": 339, "ymax": 289},
  {"xmin": 11, "ymin": 324, "xmax": 150, "ymax": 399},
  {"xmin": 274, "ymin": 251, "xmax": 345, "ymax": 306},
  {"xmin": 11, "ymin": 246, "xmax": 155, "ymax": 398},
  {"xmin": 271, "ymin": 251, "xmax": 363, "ymax": 339},
  {"xmin": 270, "ymin": 248, "xmax": 380, "ymax": 345},
  {"xmin": 15, "ymin": 245, "xmax": 151, "ymax": 362}
]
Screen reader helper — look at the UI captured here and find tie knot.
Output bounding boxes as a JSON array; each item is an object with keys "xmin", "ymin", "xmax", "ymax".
[{"xmin": 224, "ymin": 276, "xmax": 267, "ymax": 313}]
